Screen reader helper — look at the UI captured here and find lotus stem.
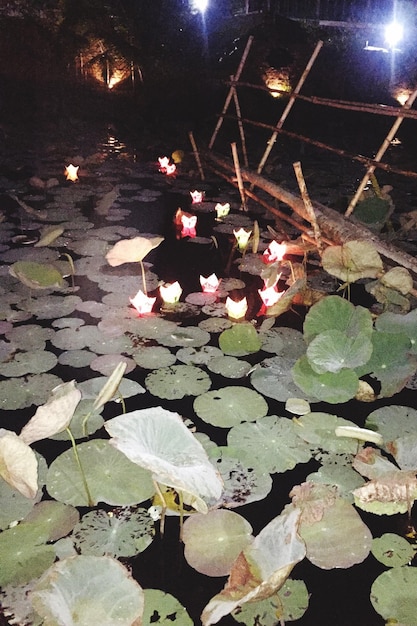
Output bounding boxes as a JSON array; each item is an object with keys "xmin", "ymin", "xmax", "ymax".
[
  {"xmin": 153, "ymin": 480, "xmax": 167, "ymax": 537},
  {"xmin": 139, "ymin": 260, "xmax": 147, "ymax": 295},
  {"xmin": 66, "ymin": 427, "xmax": 94, "ymax": 507}
]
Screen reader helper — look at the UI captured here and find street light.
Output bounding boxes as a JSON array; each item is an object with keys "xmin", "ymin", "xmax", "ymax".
[
  {"xmin": 384, "ymin": 21, "xmax": 403, "ymax": 50},
  {"xmin": 191, "ymin": 0, "xmax": 208, "ymax": 13}
]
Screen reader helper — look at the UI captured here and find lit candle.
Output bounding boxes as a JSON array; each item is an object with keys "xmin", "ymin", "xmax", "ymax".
[
  {"xmin": 65, "ymin": 164, "xmax": 79, "ymax": 182},
  {"xmin": 190, "ymin": 190, "xmax": 204, "ymax": 204},
  {"xmin": 233, "ymin": 228, "xmax": 252, "ymax": 251},
  {"xmin": 215, "ymin": 202, "xmax": 230, "ymax": 219},
  {"xmin": 181, "ymin": 214, "xmax": 197, "ymax": 238},
  {"xmin": 200, "ymin": 273, "xmax": 220, "ymax": 293},
  {"xmin": 160, "ymin": 281, "xmax": 182, "ymax": 304},
  {"xmin": 129, "ymin": 290, "xmax": 156, "ymax": 315},
  {"xmin": 225, "ymin": 296, "xmax": 248, "ymax": 320},
  {"xmin": 263, "ymin": 240, "xmax": 287, "ymax": 264}
]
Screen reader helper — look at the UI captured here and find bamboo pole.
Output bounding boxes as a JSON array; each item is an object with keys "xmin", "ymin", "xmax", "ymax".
[
  {"xmin": 293, "ymin": 161, "xmax": 324, "ymax": 255},
  {"xmin": 345, "ymin": 87, "xmax": 417, "ymax": 217},
  {"xmin": 255, "ymin": 40, "xmax": 324, "ymax": 179},
  {"xmin": 208, "ymin": 35, "xmax": 254, "ymax": 150},
  {"xmin": 230, "ymin": 75, "xmax": 249, "ymax": 168},
  {"xmin": 231, "ymin": 142, "xmax": 248, "ymax": 212},
  {"xmin": 202, "ymin": 150, "xmax": 417, "ymax": 277},
  {"xmin": 188, "ymin": 131, "xmax": 205, "ymax": 181}
]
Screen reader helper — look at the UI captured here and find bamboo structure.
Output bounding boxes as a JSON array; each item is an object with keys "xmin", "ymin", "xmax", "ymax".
[
  {"xmin": 188, "ymin": 131, "xmax": 205, "ymax": 181},
  {"xmin": 231, "ymin": 142, "xmax": 248, "ymax": 212}
]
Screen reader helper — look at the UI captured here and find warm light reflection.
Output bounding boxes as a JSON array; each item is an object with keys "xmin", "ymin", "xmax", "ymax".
[
  {"xmin": 263, "ymin": 240, "xmax": 287, "ymax": 264},
  {"xmin": 226, "ymin": 297, "xmax": 248, "ymax": 320},
  {"xmin": 129, "ymin": 290, "xmax": 156, "ymax": 315},
  {"xmin": 393, "ymin": 87, "xmax": 412, "ymax": 106},
  {"xmin": 262, "ymin": 67, "xmax": 291, "ymax": 98},
  {"xmin": 65, "ymin": 164, "xmax": 79, "ymax": 182},
  {"xmin": 107, "ymin": 69, "xmax": 129, "ymax": 89},
  {"xmin": 181, "ymin": 214, "xmax": 197, "ymax": 238},
  {"xmin": 200, "ymin": 273, "xmax": 220, "ymax": 293},
  {"xmin": 233, "ymin": 228, "xmax": 252, "ymax": 251},
  {"xmin": 215, "ymin": 202, "xmax": 230, "ymax": 219},
  {"xmin": 190, "ymin": 190, "xmax": 204, "ymax": 204},
  {"xmin": 160, "ymin": 281, "xmax": 183, "ymax": 304}
]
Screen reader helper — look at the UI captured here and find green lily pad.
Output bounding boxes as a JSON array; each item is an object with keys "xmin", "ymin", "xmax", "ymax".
[
  {"xmin": 194, "ymin": 387, "xmax": 268, "ymax": 427},
  {"xmin": 219, "ymin": 323, "xmax": 262, "ymax": 356},
  {"xmin": 306, "ymin": 329, "xmax": 373, "ymax": 374},
  {"xmin": 303, "ymin": 295, "xmax": 373, "ymax": 343},
  {"xmin": 371, "ymin": 533, "xmax": 415, "ymax": 568},
  {"xmin": 207, "ymin": 355, "xmax": 252, "ymax": 379},
  {"xmin": 158, "ymin": 326, "xmax": 210, "ymax": 348},
  {"xmin": 292, "ymin": 355, "xmax": 359, "ymax": 404},
  {"xmin": 321, "ymin": 240, "xmax": 383, "ymax": 283},
  {"xmin": 9, "ymin": 260, "xmax": 65, "ymax": 290},
  {"xmin": 31, "ymin": 555, "xmax": 144, "ymax": 626},
  {"xmin": 143, "ymin": 589, "xmax": 193, "ymax": 626},
  {"xmin": 251, "ymin": 356, "xmax": 312, "ymax": 402},
  {"xmin": 0, "ymin": 523, "xmax": 56, "ymax": 587},
  {"xmin": 46, "ymin": 439, "xmax": 155, "ymax": 507},
  {"xmin": 232, "ymin": 579, "xmax": 309, "ymax": 624},
  {"xmin": 133, "ymin": 346, "xmax": 177, "ymax": 369},
  {"xmin": 145, "ymin": 365, "xmax": 211, "ymax": 399},
  {"xmin": 293, "ymin": 412, "xmax": 359, "ymax": 454},
  {"xmin": 370, "ymin": 566, "xmax": 417, "ymax": 625}
]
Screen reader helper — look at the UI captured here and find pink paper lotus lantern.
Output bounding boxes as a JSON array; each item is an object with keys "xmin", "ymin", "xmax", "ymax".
[
  {"xmin": 160, "ymin": 281, "xmax": 183, "ymax": 304},
  {"xmin": 258, "ymin": 285, "xmax": 283, "ymax": 308},
  {"xmin": 130, "ymin": 290, "xmax": 156, "ymax": 315},
  {"xmin": 226, "ymin": 296, "xmax": 248, "ymax": 320},
  {"xmin": 263, "ymin": 240, "xmax": 287, "ymax": 264},
  {"xmin": 181, "ymin": 214, "xmax": 197, "ymax": 238},
  {"xmin": 200, "ymin": 273, "xmax": 220, "ymax": 294},
  {"xmin": 190, "ymin": 190, "xmax": 204, "ymax": 204},
  {"xmin": 65, "ymin": 164, "xmax": 79, "ymax": 182},
  {"xmin": 158, "ymin": 157, "xmax": 176, "ymax": 176}
]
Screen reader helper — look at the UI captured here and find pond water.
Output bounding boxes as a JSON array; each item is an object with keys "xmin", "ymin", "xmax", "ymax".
[{"xmin": 0, "ymin": 126, "xmax": 416, "ymax": 626}]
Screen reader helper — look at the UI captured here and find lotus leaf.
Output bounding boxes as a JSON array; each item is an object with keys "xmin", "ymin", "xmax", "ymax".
[
  {"xmin": 321, "ymin": 240, "xmax": 383, "ymax": 282},
  {"xmin": 133, "ymin": 346, "xmax": 177, "ymax": 369},
  {"xmin": 387, "ymin": 434, "xmax": 417, "ymax": 470},
  {"xmin": 50, "ymin": 399, "xmax": 104, "ymax": 441},
  {"xmin": 5, "ymin": 323, "xmax": 54, "ymax": 350},
  {"xmin": 227, "ymin": 415, "xmax": 312, "ymax": 474},
  {"xmin": 71, "ymin": 507, "xmax": 154, "ymax": 558},
  {"xmin": 292, "ymin": 355, "xmax": 359, "ymax": 403},
  {"xmin": 294, "ymin": 490, "xmax": 372, "ymax": 568},
  {"xmin": 219, "ymin": 323, "xmax": 262, "ymax": 356},
  {"xmin": 355, "ymin": 330, "xmax": 416, "ymax": 397},
  {"xmin": 353, "ymin": 470, "xmax": 417, "ymax": 515},
  {"xmin": 145, "ymin": 365, "xmax": 211, "ymax": 399},
  {"xmin": 365, "ymin": 405, "xmax": 417, "ymax": 443},
  {"xmin": 31, "ymin": 555, "xmax": 144, "ymax": 626},
  {"xmin": 77, "ymin": 375, "xmax": 145, "ymax": 401},
  {"xmin": 207, "ymin": 355, "xmax": 252, "ymax": 378},
  {"xmin": 25, "ymin": 294, "xmax": 82, "ymax": 319},
  {"xmin": 307, "ymin": 461, "xmax": 365, "ymax": 503},
  {"xmin": 293, "ymin": 412, "xmax": 359, "ymax": 454},
  {"xmin": 9, "ymin": 261, "xmax": 65, "ymax": 290},
  {"xmin": 303, "ymin": 295, "xmax": 373, "ymax": 343},
  {"xmin": 306, "ymin": 329, "xmax": 373, "ymax": 374},
  {"xmin": 46, "ymin": 439, "xmax": 155, "ymax": 507},
  {"xmin": 370, "ymin": 566, "xmax": 417, "ymax": 624},
  {"xmin": 209, "ymin": 446, "xmax": 272, "ymax": 507},
  {"xmin": 106, "ymin": 235, "xmax": 164, "ymax": 265},
  {"xmin": 198, "ymin": 317, "xmax": 233, "ymax": 333},
  {"xmin": 34, "ymin": 225, "xmax": 65, "ymax": 247},
  {"xmin": 371, "ymin": 533, "xmax": 415, "ymax": 568},
  {"xmin": 251, "ymin": 356, "xmax": 311, "ymax": 402},
  {"xmin": 143, "ymin": 589, "xmax": 193, "ymax": 626},
  {"xmin": 232, "ymin": 579, "xmax": 309, "ymax": 624},
  {"xmin": 201, "ymin": 507, "xmax": 306, "ymax": 626},
  {"xmin": 0, "ymin": 350, "xmax": 58, "ymax": 377},
  {"xmin": 260, "ymin": 326, "xmax": 305, "ymax": 357},
  {"xmin": 105, "ymin": 407, "xmax": 223, "ymax": 512},
  {"xmin": 0, "ymin": 430, "xmax": 38, "ymax": 498},
  {"xmin": 380, "ymin": 266, "xmax": 413, "ymax": 294},
  {"xmin": 176, "ymin": 345, "xmax": 223, "ymax": 365},
  {"xmin": 20, "ymin": 380, "xmax": 81, "ymax": 445},
  {"xmin": 194, "ymin": 387, "xmax": 268, "ymax": 427},
  {"xmin": 0, "ymin": 523, "xmax": 55, "ymax": 586},
  {"xmin": 158, "ymin": 326, "xmax": 210, "ymax": 348},
  {"xmin": 182, "ymin": 509, "xmax": 253, "ymax": 576},
  {"xmin": 375, "ymin": 308, "xmax": 417, "ymax": 355}
]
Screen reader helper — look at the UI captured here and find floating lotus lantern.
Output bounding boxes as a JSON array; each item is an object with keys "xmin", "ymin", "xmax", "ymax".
[
  {"xmin": 258, "ymin": 285, "xmax": 283, "ymax": 308},
  {"xmin": 190, "ymin": 190, "xmax": 204, "ymax": 204},
  {"xmin": 160, "ymin": 281, "xmax": 182, "ymax": 304},
  {"xmin": 263, "ymin": 240, "xmax": 287, "ymax": 264},
  {"xmin": 65, "ymin": 164, "xmax": 79, "ymax": 182},
  {"xmin": 215, "ymin": 202, "xmax": 230, "ymax": 219},
  {"xmin": 233, "ymin": 228, "xmax": 252, "ymax": 252},
  {"xmin": 181, "ymin": 214, "xmax": 197, "ymax": 238},
  {"xmin": 200, "ymin": 273, "xmax": 220, "ymax": 294},
  {"xmin": 130, "ymin": 290, "xmax": 156, "ymax": 315},
  {"xmin": 158, "ymin": 157, "xmax": 176, "ymax": 176},
  {"xmin": 225, "ymin": 296, "xmax": 248, "ymax": 320}
]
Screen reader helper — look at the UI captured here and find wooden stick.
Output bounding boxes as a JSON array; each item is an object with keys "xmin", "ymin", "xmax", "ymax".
[
  {"xmin": 255, "ymin": 40, "xmax": 323, "ymax": 179},
  {"xmin": 230, "ymin": 74, "xmax": 249, "ymax": 168},
  {"xmin": 188, "ymin": 131, "xmax": 205, "ymax": 181},
  {"xmin": 293, "ymin": 161, "xmax": 324, "ymax": 255},
  {"xmin": 345, "ymin": 87, "xmax": 417, "ymax": 217},
  {"xmin": 231, "ymin": 142, "xmax": 248, "ymax": 212},
  {"xmin": 208, "ymin": 35, "xmax": 254, "ymax": 150}
]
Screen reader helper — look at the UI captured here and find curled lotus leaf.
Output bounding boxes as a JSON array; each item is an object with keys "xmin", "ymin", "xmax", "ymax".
[
  {"xmin": 105, "ymin": 235, "xmax": 164, "ymax": 266},
  {"xmin": 321, "ymin": 240, "xmax": 383, "ymax": 283},
  {"xmin": 9, "ymin": 261, "xmax": 65, "ymax": 290}
]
